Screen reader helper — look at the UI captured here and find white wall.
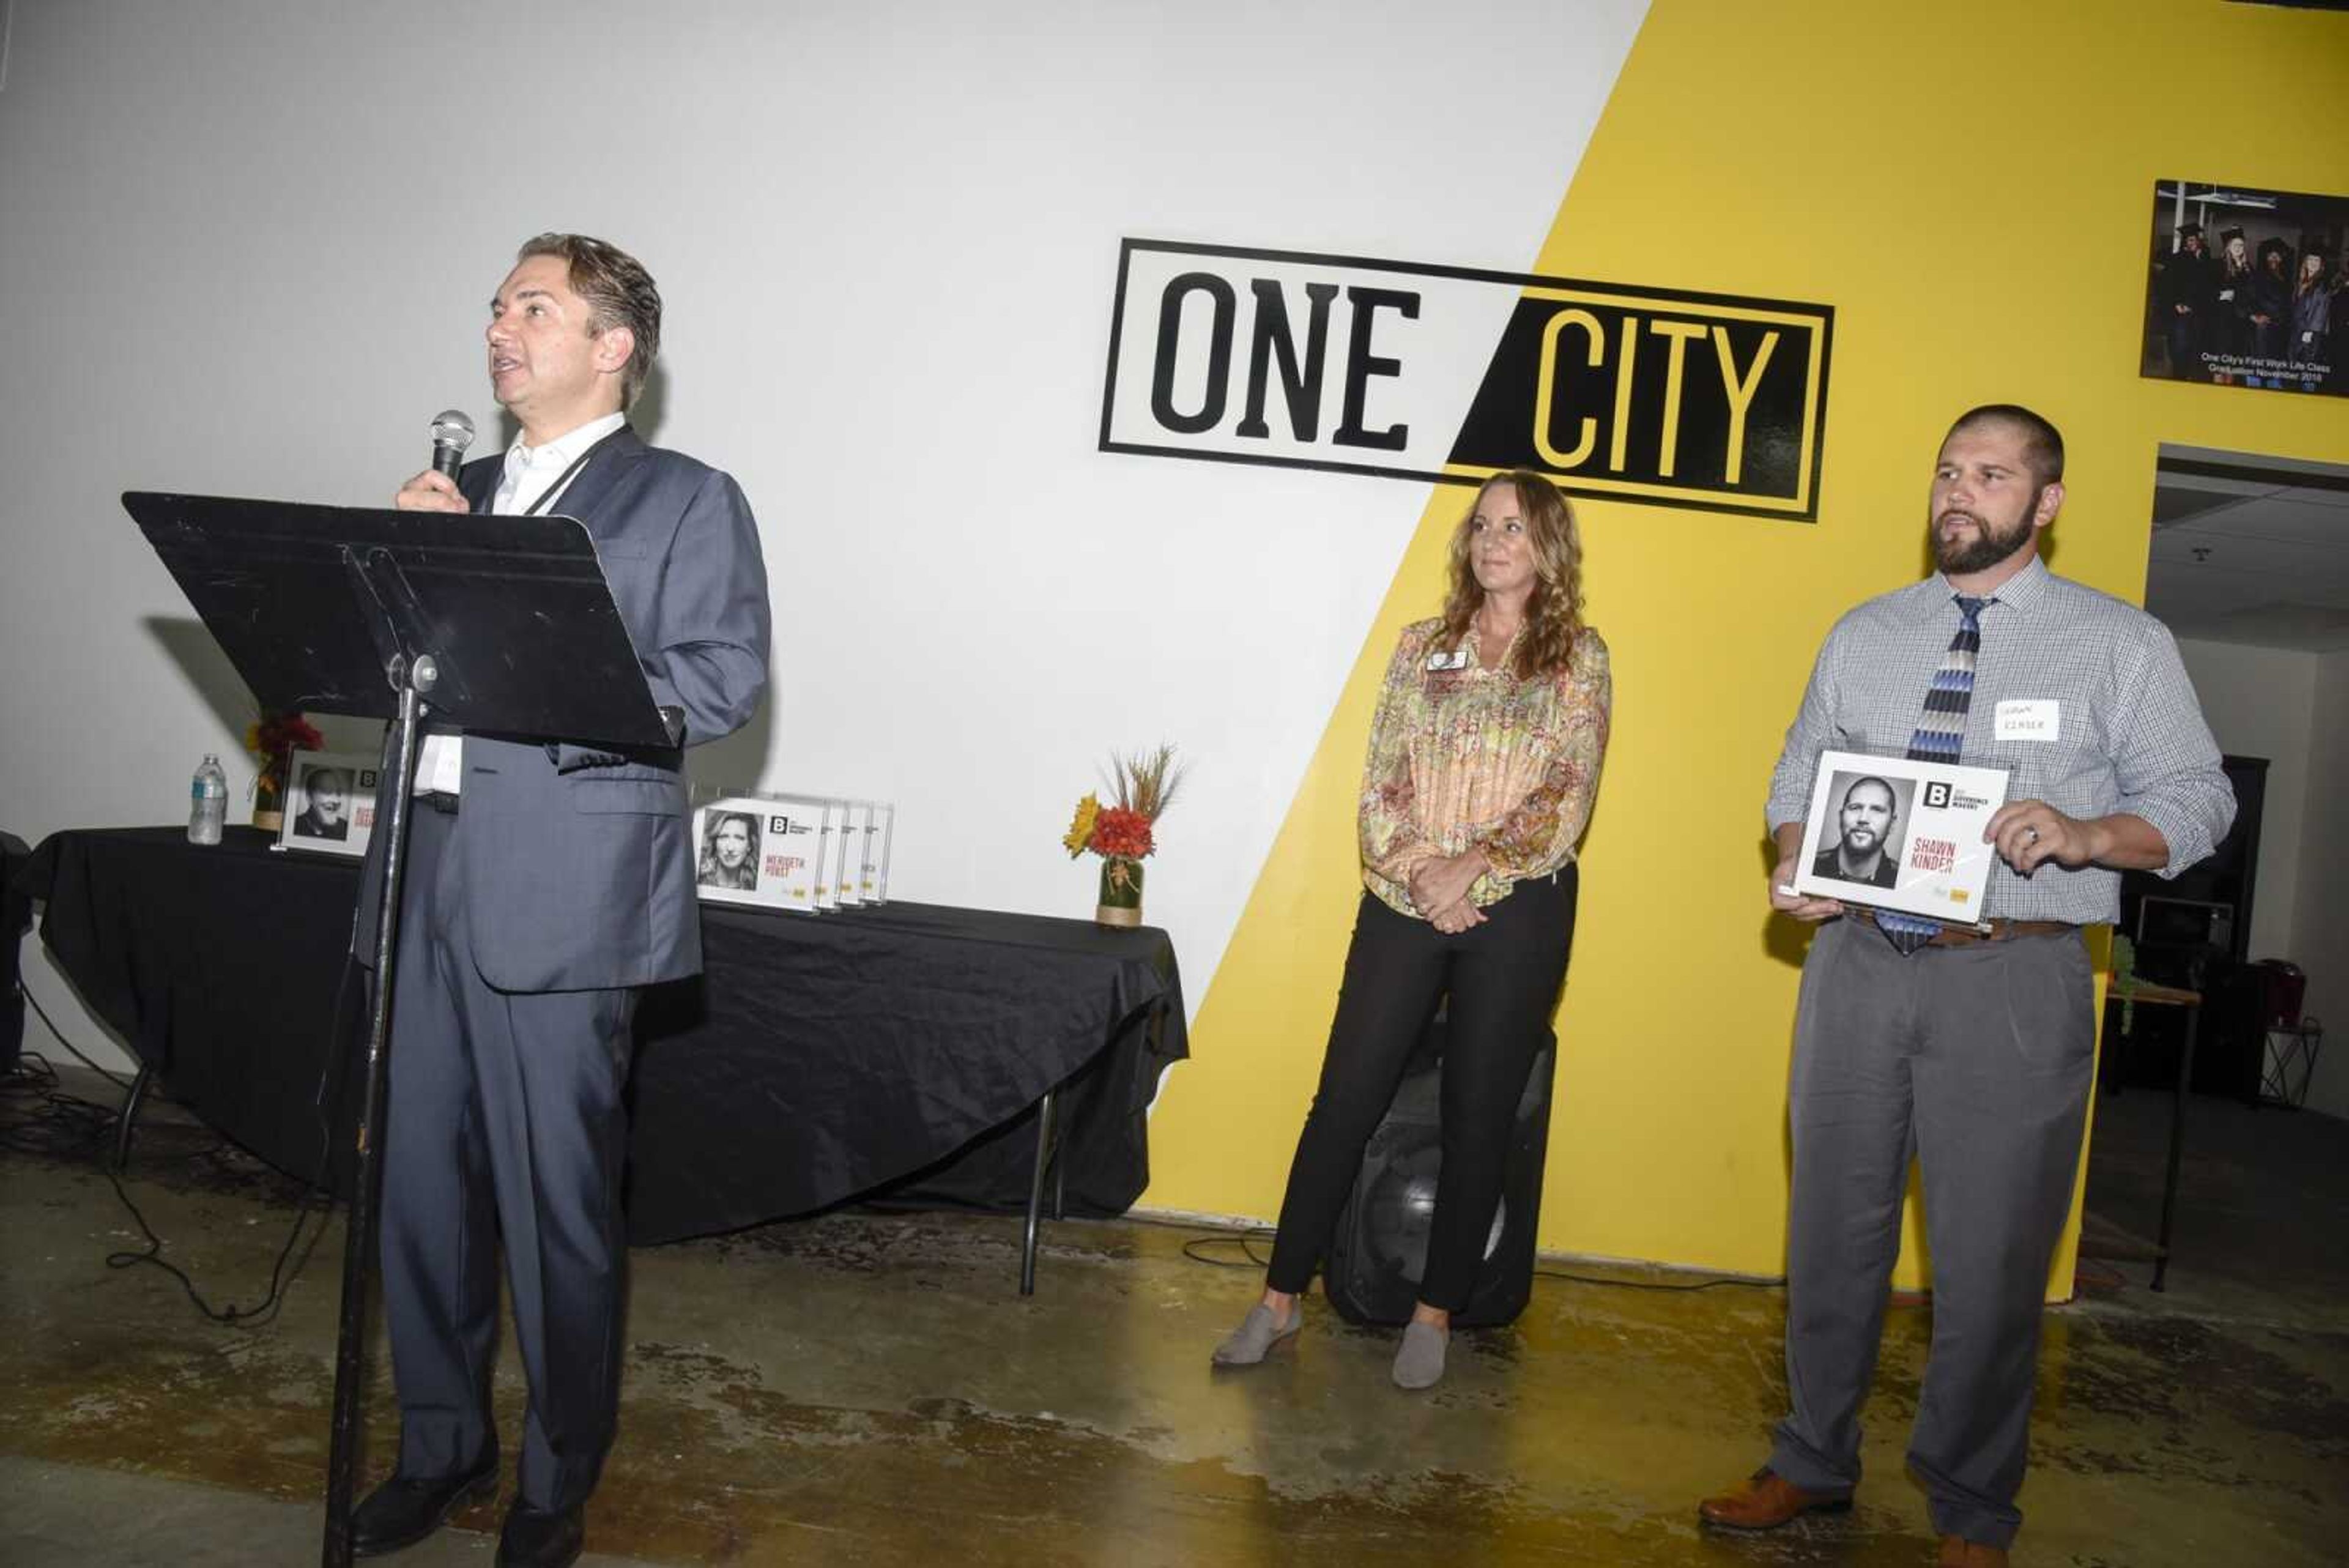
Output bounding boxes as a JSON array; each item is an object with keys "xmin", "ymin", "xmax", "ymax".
[
  {"xmin": 2292, "ymin": 651, "xmax": 2349, "ymax": 1120},
  {"xmin": 2175, "ymin": 638, "xmax": 2317, "ymax": 965},
  {"xmin": 0, "ymin": 1, "xmax": 1647, "ymax": 1070}
]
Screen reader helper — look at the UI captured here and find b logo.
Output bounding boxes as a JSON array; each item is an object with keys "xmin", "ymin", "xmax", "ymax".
[{"xmin": 1923, "ymin": 781, "xmax": 1952, "ymax": 809}]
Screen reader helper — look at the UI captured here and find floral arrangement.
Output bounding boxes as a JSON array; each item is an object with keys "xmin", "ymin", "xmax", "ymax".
[
  {"xmin": 1064, "ymin": 745, "xmax": 1186, "ymax": 923},
  {"xmin": 1063, "ymin": 744, "xmax": 1186, "ymax": 865},
  {"xmin": 245, "ymin": 709, "xmax": 324, "ymax": 812}
]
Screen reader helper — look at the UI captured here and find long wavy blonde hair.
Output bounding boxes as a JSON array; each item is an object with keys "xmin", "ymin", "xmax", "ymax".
[{"xmin": 1437, "ymin": 470, "xmax": 1585, "ymax": 680}]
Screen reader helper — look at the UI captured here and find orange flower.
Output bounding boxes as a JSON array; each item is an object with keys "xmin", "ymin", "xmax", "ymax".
[
  {"xmin": 1091, "ymin": 806, "xmax": 1155, "ymax": 860},
  {"xmin": 250, "ymin": 710, "xmax": 325, "ymax": 757}
]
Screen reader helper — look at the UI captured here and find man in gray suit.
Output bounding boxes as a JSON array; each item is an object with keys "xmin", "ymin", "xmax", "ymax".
[{"xmin": 350, "ymin": 234, "xmax": 770, "ymax": 1568}]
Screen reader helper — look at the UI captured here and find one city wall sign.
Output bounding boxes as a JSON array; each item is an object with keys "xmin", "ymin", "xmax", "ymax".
[{"xmin": 1100, "ymin": 239, "xmax": 1833, "ymax": 521}]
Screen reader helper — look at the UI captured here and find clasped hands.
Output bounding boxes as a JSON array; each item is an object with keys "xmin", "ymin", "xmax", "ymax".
[
  {"xmin": 1411, "ymin": 850, "xmax": 1491, "ymax": 935},
  {"xmin": 1768, "ymin": 798, "xmax": 2099, "ymax": 924}
]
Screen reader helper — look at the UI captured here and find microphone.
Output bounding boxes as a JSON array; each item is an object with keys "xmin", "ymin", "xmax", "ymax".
[{"xmin": 429, "ymin": 409, "xmax": 476, "ymax": 480}]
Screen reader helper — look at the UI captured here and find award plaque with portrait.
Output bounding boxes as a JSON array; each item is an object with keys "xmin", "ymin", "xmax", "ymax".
[
  {"xmin": 802, "ymin": 797, "xmax": 842, "ymax": 911},
  {"xmin": 276, "ymin": 751, "xmax": 382, "ymax": 859},
  {"xmin": 823, "ymin": 798, "xmax": 858, "ymax": 908},
  {"xmin": 855, "ymin": 800, "xmax": 894, "ymax": 905},
  {"xmin": 691, "ymin": 795, "xmax": 823, "ymax": 913},
  {"xmin": 690, "ymin": 790, "xmax": 899, "ymax": 914},
  {"xmin": 1792, "ymin": 749, "xmax": 2011, "ymax": 923}
]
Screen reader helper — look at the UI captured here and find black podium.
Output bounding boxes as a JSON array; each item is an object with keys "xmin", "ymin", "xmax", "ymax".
[{"xmin": 125, "ymin": 489, "xmax": 675, "ymax": 1568}]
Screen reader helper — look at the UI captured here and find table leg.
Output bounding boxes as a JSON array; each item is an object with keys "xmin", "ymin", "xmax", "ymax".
[
  {"xmin": 112, "ymin": 1061, "xmax": 154, "ymax": 1172},
  {"xmin": 2153, "ymin": 1006, "xmax": 2198, "ymax": 1292},
  {"xmin": 1020, "ymin": 1087, "xmax": 1059, "ymax": 1296}
]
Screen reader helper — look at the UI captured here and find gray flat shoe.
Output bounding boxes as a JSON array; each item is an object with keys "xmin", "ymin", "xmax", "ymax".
[
  {"xmin": 1392, "ymin": 1321, "xmax": 1448, "ymax": 1389},
  {"xmin": 1211, "ymin": 1303, "xmax": 1301, "ymax": 1367}
]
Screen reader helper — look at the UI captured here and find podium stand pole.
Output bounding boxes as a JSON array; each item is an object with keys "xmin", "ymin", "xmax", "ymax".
[{"xmin": 320, "ymin": 655, "xmax": 434, "ymax": 1568}]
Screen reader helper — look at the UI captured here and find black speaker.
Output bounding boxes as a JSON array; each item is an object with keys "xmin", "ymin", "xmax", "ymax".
[
  {"xmin": 3, "ymin": 831, "xmax": 31, "ymax": 1075},
  {"xmin": 1322, "ymin": 1019, "xmax": 1557, "ymax": 1328}
]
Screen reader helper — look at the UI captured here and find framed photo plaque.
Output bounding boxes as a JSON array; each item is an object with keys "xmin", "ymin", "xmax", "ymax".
[
  {"xmin": 1792, "ymin": 749, "xmax": 2011, "ymax": 923},
  {"xmin": 692, "ymin": 797, "xmax": 822, "ymax": 913},
  {"xmin": 690, "ymin": 789, "xmax": 899, "ymax": 913},
  {"xmin": 857, "ymin": 800, "xmax": 894, "ymax": 905},
  {"xmin": 276, "ymin": 751, "xmax": 380, "ymax": 859}
]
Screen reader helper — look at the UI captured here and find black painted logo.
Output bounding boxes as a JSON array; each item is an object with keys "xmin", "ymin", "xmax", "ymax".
[{"xmin": 1101, "ymin": 239, "xmax": 1833, "ymax": 521}]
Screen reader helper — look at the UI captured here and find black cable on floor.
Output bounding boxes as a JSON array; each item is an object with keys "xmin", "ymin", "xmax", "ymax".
[
  {"xmin": 1182, "ymin": 1231, "xmax": 1274, "ymax": 1268},
  {"xmin": 20, "ymin": 990, "xmax": 128, "ymax": 1089},
  {"xmin": 1, "ymin": 1050, "xmax": 118, "ymax": 1157},
  {"xmin": 98, "ymin": 1148, "xmax": 333, "ymax": 1329},
  {"xmin": 1532, "ymin": 1266, "xmax": 1784, "ymax": 1293},
  {"xmin": 13, "ymin": 986, "xmax": 341, "ymax": 1329},
  {"xmin": 1178, "ymin": 1227, "xmax": 1785, "ymax": 1293}
]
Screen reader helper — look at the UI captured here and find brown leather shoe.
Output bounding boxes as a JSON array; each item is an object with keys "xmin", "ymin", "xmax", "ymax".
[
  {"xmin": 1937, "ymin": 1537, "xmax": 2009, "ymax": 1567},
  {"xmin": 1696, "ymin": 1467, "xmax": 1853, "ymax": 1531}
]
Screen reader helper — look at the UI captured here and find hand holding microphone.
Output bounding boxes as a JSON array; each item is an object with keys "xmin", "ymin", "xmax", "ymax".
[{"xmin": 394, "ymin": 409, "xmax": 477, "ymax": 512}]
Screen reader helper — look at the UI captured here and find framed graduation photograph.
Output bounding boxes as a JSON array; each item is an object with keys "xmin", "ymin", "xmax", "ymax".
[
  {"xmin": 1792, "ymin": 749, "xmax": 2011, "ymax": 923},
  {"xmin": 2140, "ymin": 178, "xmax": 2347, "ymax": 397},
  {"xmin": 277, "ymin": 751, "xmax": 380, "ymax": 859}
]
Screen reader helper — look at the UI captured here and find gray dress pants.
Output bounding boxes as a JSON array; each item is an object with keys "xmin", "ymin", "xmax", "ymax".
[
  {"xmin": 378, "ymin": 801, "xmax": 639, "ymax": 1513},
  {"xmin": 1768, "ymin": 916, "xmax": 2095, "ymax": 1550}
]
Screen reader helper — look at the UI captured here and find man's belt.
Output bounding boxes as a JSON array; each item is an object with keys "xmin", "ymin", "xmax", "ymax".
[{"xmin": 1844, "ymin": 904, "xmax": 2077, "ymax": 947}]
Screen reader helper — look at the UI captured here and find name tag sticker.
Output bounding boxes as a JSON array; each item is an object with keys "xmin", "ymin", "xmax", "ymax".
[{"xmin": 1995, "ymin": 699, "xmax": 2060, "ymax": 742}]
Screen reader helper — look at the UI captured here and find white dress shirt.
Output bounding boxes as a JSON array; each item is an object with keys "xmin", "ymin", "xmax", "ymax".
[{"xmin": 415, "ymin": 412, "xmax": 629, "ymax": 796}]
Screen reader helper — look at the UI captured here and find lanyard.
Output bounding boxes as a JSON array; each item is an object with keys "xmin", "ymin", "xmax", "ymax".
[{"xmin": 514, "ymin": 428, "xmax": 623, "ymax": 517}]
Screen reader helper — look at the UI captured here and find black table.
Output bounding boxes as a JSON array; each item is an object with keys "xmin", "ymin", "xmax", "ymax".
[{"xmin": 17, "ymin": 828, "xmax": 1186, "ymax": 1290}]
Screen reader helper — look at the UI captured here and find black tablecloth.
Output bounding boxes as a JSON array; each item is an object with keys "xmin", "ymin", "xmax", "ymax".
[{"xmin": 17, "ymin": 828, "xmax": 1187, "ymax": 1244}]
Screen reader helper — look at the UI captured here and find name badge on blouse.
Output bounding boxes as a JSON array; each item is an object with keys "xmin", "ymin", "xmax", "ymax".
[
  {"xmin": 1994, "ymin": 699, "xmax": 2060, "ymax": 741},
  {"xmin": 1426, "ymin": 648, "xmax": 1470, "ymax": 671}
]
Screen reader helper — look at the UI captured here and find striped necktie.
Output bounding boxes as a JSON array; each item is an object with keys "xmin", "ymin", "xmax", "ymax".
[{"xmin": 1874, "ymin": 595, "xmax": 1987, "ymax": 955}]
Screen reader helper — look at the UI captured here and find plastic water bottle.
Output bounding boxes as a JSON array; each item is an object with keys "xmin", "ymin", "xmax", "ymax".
[{"xmin": 188, "ymin": 753, "xmax": 228, "ymax": 845}]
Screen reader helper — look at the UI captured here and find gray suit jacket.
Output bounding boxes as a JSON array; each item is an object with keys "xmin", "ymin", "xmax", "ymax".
[{"xmin": 355, "ymin": 426, "xmax": 771, "ymax": 991}]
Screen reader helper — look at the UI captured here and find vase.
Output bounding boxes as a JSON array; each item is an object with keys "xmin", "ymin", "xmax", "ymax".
[
  {"xmin": 1095, "ymin": 856, "xmax": 1144, "ymax": 928},
  {"xmin": 252, "ymin": 750, "xmax": 289, "ymax": 833}
]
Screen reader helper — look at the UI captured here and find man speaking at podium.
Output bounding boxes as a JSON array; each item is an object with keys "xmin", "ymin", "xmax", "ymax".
[{"xmin": 351, "ymin": 234, "xmax": 770, "ymax": 1567}]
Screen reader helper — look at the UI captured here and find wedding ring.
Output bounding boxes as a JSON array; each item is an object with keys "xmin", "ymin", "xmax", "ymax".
[{"xmin": 2024, "ymin": 826, "xmax": 2040, "ymax": 842}]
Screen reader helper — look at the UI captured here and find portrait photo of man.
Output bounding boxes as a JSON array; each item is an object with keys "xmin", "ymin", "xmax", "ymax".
[
  {"xmin": 294, "ymin": 765, "xmax": 353, "ymax": 842},
  {"xmin": 1809, "ymin": 771, "xmax": 1907, "ymax": 891}
]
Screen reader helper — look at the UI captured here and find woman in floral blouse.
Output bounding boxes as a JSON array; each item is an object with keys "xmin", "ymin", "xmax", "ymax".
[{"xmin": 1212, "ymin": 469, "xmax": 1611, "ymax": 1390}]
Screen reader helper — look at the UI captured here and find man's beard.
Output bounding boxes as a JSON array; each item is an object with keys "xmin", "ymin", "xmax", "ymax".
[
  {"xmin": 1932, "ymin": 497, "xmax": 2038, "ymax": 574},
  {"xmin": 1842, "ymin": 827, "xmax": 1878, "ymax": 853}
]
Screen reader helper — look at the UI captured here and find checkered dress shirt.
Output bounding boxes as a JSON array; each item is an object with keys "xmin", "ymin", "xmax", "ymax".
[{"xmin": 1767, "ymin": 557, "xmax": 2235, "ymax": 925}]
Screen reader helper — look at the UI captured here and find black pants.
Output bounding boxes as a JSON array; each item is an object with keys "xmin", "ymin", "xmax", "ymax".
[
  {"xmin": 379, "ymin": 801, "xmax": 639, "ymax": 1512},
  {"xmin": 1266, "ymin": 870, "xmax": 1577, "ymax": 1311}
]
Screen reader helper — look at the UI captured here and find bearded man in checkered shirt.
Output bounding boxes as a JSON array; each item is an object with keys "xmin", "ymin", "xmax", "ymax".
[{"xmin": 1699, "ymin": 404, "xmax": 2235, "ymax": 1568}]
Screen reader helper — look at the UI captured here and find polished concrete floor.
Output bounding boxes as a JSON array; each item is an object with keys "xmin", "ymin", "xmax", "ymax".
[{"xmin": 2, "ymin": 1061, "xmax": 2344, "ymax": 1566}]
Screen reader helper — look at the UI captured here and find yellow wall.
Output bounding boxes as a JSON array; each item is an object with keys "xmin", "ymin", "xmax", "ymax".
[{"xmin": 1145, "ymin": 0, "xmax": 2349, "ymax": 1293}]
